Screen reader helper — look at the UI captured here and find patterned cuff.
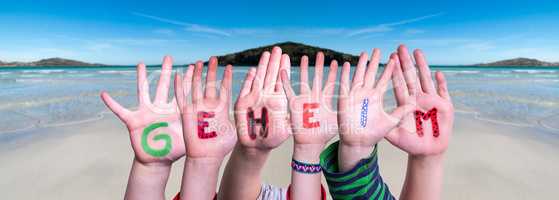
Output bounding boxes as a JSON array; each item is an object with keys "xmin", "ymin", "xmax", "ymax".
[
  {"xmin": 291, "ymin": 159, "xmax": 322, "ymax": 174},
  {"xmin": 172, "ymin": 192, "xmax": 217, "ymax": 200},
  {"xmin": 319, "ymin": 141, "xmax": 395, "ymax": 200}
]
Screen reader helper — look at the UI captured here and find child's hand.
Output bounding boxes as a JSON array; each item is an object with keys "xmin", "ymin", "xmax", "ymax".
[
  {"xmin": 280, "ymin": 53, "xmax": 338, "ymax": 150},
  {"xmin": 386, "ymin": 45, "xmax": 454, "ymax": 157},
  {"xmin": 281, "ymin": 53, "xmax": 337, "ymax": 200},
  {"xmin": 338, "ymin": 49, "xmax": 413, "ymax": 148},
  {"xmin": 175, "ymin": 57, "xmax": 237, "ymax": 160},
  {"xmin": 101, "ymin": 56, "xmax": 185, "ymax": 165},
  {"xmin": 234, "ymin": 47, "xmax": 291, "ymax": 152}
]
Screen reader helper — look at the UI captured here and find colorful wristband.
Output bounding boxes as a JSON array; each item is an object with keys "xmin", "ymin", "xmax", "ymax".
[
  {"xmin": 173, "ymin": 192, "xmax": 217, "ymax": 200},
  {"xmin": 291, "ymin": 159, "xmax": 322, "ymax": 174}
]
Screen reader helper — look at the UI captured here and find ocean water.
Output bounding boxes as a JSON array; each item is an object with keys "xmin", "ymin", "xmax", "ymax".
[{"xmin": 0, "ymin": 66, "xmax": 558, "ymax": 134}]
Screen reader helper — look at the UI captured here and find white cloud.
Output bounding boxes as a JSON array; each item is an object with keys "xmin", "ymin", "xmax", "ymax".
[
  {"xmin": 346, "ymin": 25, "xmax": 393, "ymax": 37},
  {"xmin": 346, "ymin": 13, "xmax": 443, "ymax": 37},
  {"xmin": 132, "ymin": 12, "xmax": 442, "ymax": 39},
  {"xmin": 132, "ymin": 12, "xmax": 231, "ymax": 37},
  {"xmin": 185, "ymin": 24, "xmax": 231, "ymax": 37}
]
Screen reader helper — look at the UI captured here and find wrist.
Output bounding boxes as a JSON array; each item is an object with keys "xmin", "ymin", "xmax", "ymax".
[
  {"xmin": 339, "ymin": 142, "xmax": 373, "ymax": 160},
  {"xmin": 132, "ymin": 158, "xmax": 172, "ymax": 175},
  {"xmin": 293, "ymin": 143, "xmax": 325, "ymax": 163},
  {"xmin": 408, "ymin": 154, "xmax": 445, "ymax": 169},
  {"xmin": 337, "ymin": 142, "xmax": 374, "ymax": 173},
  {"xmin": 185, "ymin": 157, "xmax": 223, "ymax": 168},
  {"xmin": 181, "ymin": 157, "xmax": 222, "ymax": 200},
  {"xmin": 237, "ymin": 144, "xmax": 272, "ymax": 159}
]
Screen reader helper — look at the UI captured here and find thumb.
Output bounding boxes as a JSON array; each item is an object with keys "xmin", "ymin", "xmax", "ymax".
[
  {"xmin": 100, "ymin": 91, "xmax": 131, "ymax": 121},
  {"xmin": 387, "ymin": 103, "xmax": 415, "ymax": 124},
  {"xmin": 385, "ymin": 129, "xmax": 400, "ymax": 145}
]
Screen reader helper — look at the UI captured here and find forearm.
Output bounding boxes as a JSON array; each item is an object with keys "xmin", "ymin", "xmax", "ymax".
[
  {"xmin": 125, "ymin": 159, "xmax": 171, "ymax": 200},
  {"xmin": 291, "ymin": 144, "xmax": 324, "ymax": 200},
  {"xmin": 180, "ymin": 157, "xmax": 222, "ymax": 200},
  {"xmin": 400, "ymin": 155, "xmax": 445, "ymax": 200},
  {"xmin": 218, "ymin": 144, "xmax": 270, "ymax": 200}
]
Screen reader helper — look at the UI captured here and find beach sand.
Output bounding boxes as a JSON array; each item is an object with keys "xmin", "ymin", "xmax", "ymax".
[{"xmin": 1, "ymin": 113, "xmax": 558, "ymax": 199}]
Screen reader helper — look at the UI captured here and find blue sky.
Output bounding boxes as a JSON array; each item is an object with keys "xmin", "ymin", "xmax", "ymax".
[{"xmin": 1, "ymin": 0, "xmax": 558, "ymax": 65}]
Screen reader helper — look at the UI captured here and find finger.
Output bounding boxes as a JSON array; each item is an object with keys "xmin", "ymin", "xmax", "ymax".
[
  {"xmin": 351, "ymin": 52, "xmax": 368, "ymax": 88},
  {"xmin": 154, "ymin": 56, "xmax": 173, "ymax": 104},
  {"xmin": 385, "ymin": 129, "xmax": 400, "ymax": 146},
  {"xmin": 183, "ymin": 65, "xmax": 195, "ymax": 97},
  {"xmin": 364, "ymin": 48, "xmax": 381, "ymax": 89},
  {"xmin": 387, "ymin": 104, "xmax": 415, "ymax": 125},
  {"xmin": 240, "ymin": 67, "xmax": 257, "ymax": 97},
  {"xmin": 136, "ymin": 62, "xmax": 150, "ymax": 105},
  {"xmin": 174, "ymin": 73, "xmax": 186, "ymax": 112},
  {"xmin": 340, "ymin": 62, "xmax": 351, "ymax": 97},
  {"xmin": 205, "ymin": 57, "xmax": 219, "ymax": 99},
  {"xmin": 312, "ymin": 52, "xmax": 324, "ymax": 97},
  {"xmin": 276, "ymin": 54, "xmax": 290, "ymax": 92},
  {"xmin": 435, "ymin": 71, "xmax": 451, "ymax": 100},
  {"xmin": 323, "ymin": 60, "xmax": 338, "ymax": 99},
  {"xmin": 281, "ymin": 69, "xmax": 295, "ymax": 100},
  {"xmin": 252, "ymin": 51, "xmax": 270, "ymax": 91},
  {"xmin": 374, "ymin": 58, "xmax": 395, "ymax": 93},
  {"xmin": 414, "ymin": 49, "xmax": 436, "ymax": 94},
  {"xmin": 299, "ymin": 55, "xmax": 311, "ymax": 95},
  {"xmin": 192, "ymin": 61, "xmax": 204, "ymax": 103},
  {"xmin": 391, "ymin": 53, "xmax": 409, "ymax": 105},
  {"xmin": 398, "ymin": 45, "xmax": 420, "ymax": 96},
  {"xmin": 219, "ymin": 64, "xmax": 233, "ymax": 104},
  {"xmin": 100, "ymin": 92, "xmax": 131, "ymax": 121},
  {"xmin": 175, "ymin": 65, "xmax": 194, "ymax": 112},
  {"xmin": 264, "ymin": 46, "xmax": 282, "ymax": 92}
]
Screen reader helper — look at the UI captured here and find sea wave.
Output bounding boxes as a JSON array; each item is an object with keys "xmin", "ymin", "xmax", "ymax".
[
  {"xmin": 512, "ymin": 69, "xmax": 558, "ymax": 74},
  {"xmin": 37, "ymin": 69, "xmax": 66, "ymax": 74},
  {"xmin": 97, "ymin": 70, "xmax": 135, "ymax": 75}
]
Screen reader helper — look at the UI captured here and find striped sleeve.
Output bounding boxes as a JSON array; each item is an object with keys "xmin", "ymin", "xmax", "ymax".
[{"xmin": 320, "ymin": 141, "xmax": 395, "ymax": 200}]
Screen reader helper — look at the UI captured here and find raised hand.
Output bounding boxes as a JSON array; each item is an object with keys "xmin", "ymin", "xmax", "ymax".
[
  {"xmin": 386, "ymin": 46, "xmax": 453, "ymax": 200},
  {"xmin": 234, "ymin": 47, "xmax": 291, "ymax": 151},
  {"xmin": 280, "ymin": 52, "xmax": 338, "ymax": 148},
  {"xmin": 175, "ymin": 57, "xmax": 237, "ymax": 200},
  {"xmin": 281, "ymin": 53, "xmax": 339, "ymax": 200},
  {"xmin": 101, "ymin": 56, "xmax": 184, "ymax": 164},
  {"xmin": 174, "ymin": 57, "xmax": 236, "ymax": 160},
  {"xmin": 218, "ymin": 47, "xmax": 292, "ymax": 200},
  {"xmin": 338, "ymin": 49, "xmax": 413, "ymax": 147},
  {"xmin": 385, "ymin": 45, "xmax": 454, "ymax": 156}
]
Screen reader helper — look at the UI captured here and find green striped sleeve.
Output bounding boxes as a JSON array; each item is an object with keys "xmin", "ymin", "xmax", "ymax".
[{"xmin": 320, "ymin": 141, "xmax": 395, "ymax": 200}]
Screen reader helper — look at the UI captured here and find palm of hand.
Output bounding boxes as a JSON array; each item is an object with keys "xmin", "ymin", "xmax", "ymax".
[
  {"xmin": 182, "ymin": 99, "xmax": 236, "ymax": 159},
  {"xmin": 386, "ymin": 46, "xmax": 454, "ymax": 156},
  {"xmin": 238, "ymin": 93, "xmax": 290, "ymax": 150},
  {"xmin": 389, "ymin": 93, "xmax": 453, "ymax": 155},
  {"xmin": 126, "ymin": 105, "xmax": 185, "ymax": 163},
  {"xmin": 287, "ymin": 94, "xmax": 337, "ymax": 144},
  {"xmin": 339, "ymin": 89, "xmax": 398, "ymax": 146},
  {"xmin": 101, "ymin": 56, "xmax": 185, "ymax": 164}
]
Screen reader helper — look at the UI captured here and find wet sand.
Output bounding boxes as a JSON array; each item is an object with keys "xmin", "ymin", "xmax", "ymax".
[{"xmin": 0, "ymin": 113, "xmax": 558, "ymax": 199}]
